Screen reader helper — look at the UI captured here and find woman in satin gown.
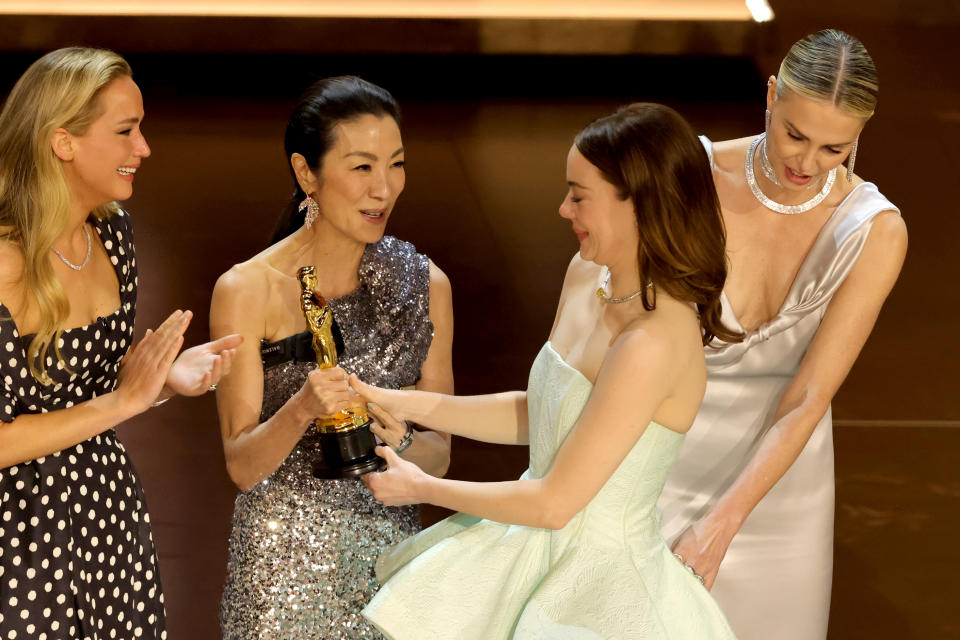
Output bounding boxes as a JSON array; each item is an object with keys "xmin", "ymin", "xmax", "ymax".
[
  {"xmin": 0, "ymin": 47, "xmax": 239, "ymax": 639},
  {"xmin": 211, "ymin": 76, "xmax": 453, "ymax": 639},
  {"xmin": 657, "ymin": 29, "xmax": 907, "ymax": 640},
  {"xmin": 351, "ymin": 103, "xmax": 742, "ymax": 639}
]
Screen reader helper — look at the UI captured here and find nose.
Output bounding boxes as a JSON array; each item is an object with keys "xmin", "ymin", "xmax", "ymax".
[
  {"xmin": 136, "ymin": 132, "xmax": 151, "ymax": 159},
  {"xmin": 369, "ymin": 168, "xmax": 389, "ymax": 200},
  {"xmin": 558, "ymin": 194, "xmax": 574, "ymax": 219},
  {"xmin": 797, "ymin": 147, "xmax": 818, "ymax": 176}
]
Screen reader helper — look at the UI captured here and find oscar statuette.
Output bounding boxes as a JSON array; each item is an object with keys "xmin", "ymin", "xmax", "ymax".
[{"xmin": 298, "ymin": 265, "xmax": 384, "ymax": 478}]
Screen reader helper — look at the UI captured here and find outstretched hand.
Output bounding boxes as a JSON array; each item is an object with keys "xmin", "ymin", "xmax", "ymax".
[
  {"xmin": 362, "ymin": 446, "xmax": 425, "ymax": 506},
  {"xmin": 165, "ymin": 333, "xmax": 244, "ymax": 397},
  {"xmin": 366, "ymin": 401, "xmax": 409, "ymax": 451},
  {"xmin": 349, "ymin": 374, "xmax": 407, "ymax": 421}
]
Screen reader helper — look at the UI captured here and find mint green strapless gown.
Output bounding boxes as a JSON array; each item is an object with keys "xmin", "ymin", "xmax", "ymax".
[{"xmin": 362, "ymin": 343, "xmax": 737, "ymax": 639}]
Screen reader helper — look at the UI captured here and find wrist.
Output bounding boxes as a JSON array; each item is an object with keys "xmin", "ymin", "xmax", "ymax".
[
  {"xmin": 107, "ymin": 387, "xmax": 142, "ymax": 422},
  {"xmin": 287, "ymin": 393, "xmax": 316, "ymax": 431},
  {"xmin": 394, "ymin": 422, "xmax": 415, "ymax": 454},
  {"xmin": 703, "ymin": 502, "xmax": 747, "ymax": 537},
  {"xmin": 397, "ymin": 390, "xmax": 424, "ymax": 424},
  {"xmin": 413, "ymin": 469, "xmax": 435, "ymax": 505},
  {"xmin": 156, "ymin": 383, "xmax": 176, "ymax": 403}
]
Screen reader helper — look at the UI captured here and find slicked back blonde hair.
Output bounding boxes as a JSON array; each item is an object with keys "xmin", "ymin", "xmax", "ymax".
[
  {"xmin": 0, "ymin": 47, "xmax": 131, "ymax": 383},
  {"xmin": 777, "ymin": 29, "xmax": 878, "ymax": 118}
]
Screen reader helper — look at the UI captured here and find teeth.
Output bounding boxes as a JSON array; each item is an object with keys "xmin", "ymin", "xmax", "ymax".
[
  {"xmin": 361, "ymin": 211, "xmax": 383, "ymax": 218},
  {"xmin": 117, "ymin": 167, "xmax": 137, "ymax": 176}
]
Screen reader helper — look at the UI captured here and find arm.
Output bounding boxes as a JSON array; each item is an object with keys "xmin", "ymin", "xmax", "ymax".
[
  {"xmin": 365, "ymin": 327, "xmax": 684, "ymax": 529},
  {"xmin": 354, "ymin": 382, "xmax": 529, "ymax": 446},
  {"xmin": 672, "ymin": 212, "xmax": 908, "ymax": 588},
  {"xmin": 0, "ymin": 310, "xmax": 190, "ymax": 468},
  {"xmin": 370, "ymin": 261, "xmax": 454, "ymax": 476},
  {"xmin": 352, "ymin": 253, "xmax": 589, "ymax": 446},
  {"xmin": 210, "ymin": 267, "xmax": 354, "ymax": 491}
]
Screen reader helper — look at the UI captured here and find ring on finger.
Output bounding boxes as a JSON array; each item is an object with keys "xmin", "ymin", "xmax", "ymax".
[{"xmin": 682, "ymin": 562, "xmax": 705, "ymax": 584}]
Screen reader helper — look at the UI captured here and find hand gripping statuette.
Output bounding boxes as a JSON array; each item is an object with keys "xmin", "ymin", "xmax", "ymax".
[{"xmin": 298, "ymin": 266, "xmax": 384, "ymax": 478}]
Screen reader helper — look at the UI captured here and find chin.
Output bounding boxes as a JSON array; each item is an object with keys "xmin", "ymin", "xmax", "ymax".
[
  {"xmin": 578, "ymin": 247, "xmax": 599, "ymax": 265},
  {"xmin": 360, "ymin": 226, "xmax": 388, "ymax": 245}
]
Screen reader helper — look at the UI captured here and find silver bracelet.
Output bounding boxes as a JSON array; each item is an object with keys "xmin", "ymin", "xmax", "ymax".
[
  {"xmin": 151, "ymin": 397, "xmax": 170, "ymax": 408},
  {"xmin": 394, "ymin": 422, "xmax": 415, "ymax": 454}
]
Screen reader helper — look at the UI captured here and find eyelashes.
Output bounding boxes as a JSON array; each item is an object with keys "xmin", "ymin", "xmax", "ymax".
[{"xmin": 786, "ymin": 132, "xmax": 844, "ymax": 154}]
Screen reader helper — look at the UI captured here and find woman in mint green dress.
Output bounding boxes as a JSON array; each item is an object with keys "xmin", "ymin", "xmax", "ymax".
[{"xmin": 352, "ymin": 103, "xmax": 742, "ymax": 639}]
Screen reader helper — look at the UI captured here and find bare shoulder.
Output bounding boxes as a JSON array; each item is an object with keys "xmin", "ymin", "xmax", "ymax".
[
  {"xmin": 710, "ymin": 135, "xmax": 754, "ymax": 174},
  {"xmin": 212, "ymin": 258, "xmax": 271, "ymax": 312},
  {"xmin": 853, "ymin": 209, "xmax": 907, "ymax": 282},
  {"xmin": 427, "ymin": 259, "xmax": 451, "ymax": 292},
  {"xmin": 618, "ymin": 301, "xmax": 701, "ymax": 365},
  {"xmin": 868, "ymin": 209, "xmax": 908, "ymax": 247}
]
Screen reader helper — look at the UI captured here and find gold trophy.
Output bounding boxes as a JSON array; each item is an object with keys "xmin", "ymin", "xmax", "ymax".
[{"xmin": 298, "ymin": 266, "xmax": 383, "ymax": 478}]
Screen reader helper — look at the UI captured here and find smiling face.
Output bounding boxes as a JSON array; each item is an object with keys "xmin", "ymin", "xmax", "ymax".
[
  {"xmin": 300, "ymin": 113, "xmax": 405, "ymax": 245},
  {"xmin": 765, "ymin": 81, "xmax": 865, "ymax": 189},
  {"xmin": 58, "ymin": 75, "xmax": 150, "ymax": 211},
  {"xmin": 558, "ymin": 145, "xmax": 638, "ymax": 267}
]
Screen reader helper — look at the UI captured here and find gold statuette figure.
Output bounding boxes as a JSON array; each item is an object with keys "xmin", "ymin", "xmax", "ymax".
[
  {"xmin": 298, "ymin": 266, "xmax": 369, "ymax": 432},
  {"xmin": 298, "ymin": 266, "xmax": 381, "ymax": 478}
]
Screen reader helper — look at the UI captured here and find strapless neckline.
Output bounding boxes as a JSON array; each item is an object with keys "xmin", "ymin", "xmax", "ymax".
[{"xmin": 543, "ymin": 341, "xmax": 683, "ymax": 439}]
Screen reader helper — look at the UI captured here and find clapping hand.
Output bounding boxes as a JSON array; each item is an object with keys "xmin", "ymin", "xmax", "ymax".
[
  {"xmin": 116, "ymin": 310, "xmax": 190, "ymax": 413},
  {"xmin": 164, "ymin": 333, "xmax": 243, "ymax": 397}
]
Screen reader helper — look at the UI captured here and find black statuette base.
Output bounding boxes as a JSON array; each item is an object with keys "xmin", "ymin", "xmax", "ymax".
[{"xmin": 312, "ymin": 419, "xmax": 385, "ymax": 479}]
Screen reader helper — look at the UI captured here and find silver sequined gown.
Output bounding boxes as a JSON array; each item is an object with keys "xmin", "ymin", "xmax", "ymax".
[{"xmin": 220, "ymin": 236, "xmax": 434, "ymax": 639}]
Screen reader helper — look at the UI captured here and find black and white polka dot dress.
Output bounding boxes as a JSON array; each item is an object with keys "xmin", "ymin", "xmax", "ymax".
[{"xmin": 0, "ymin": 210, "xmax": 167, "ymax": 639}]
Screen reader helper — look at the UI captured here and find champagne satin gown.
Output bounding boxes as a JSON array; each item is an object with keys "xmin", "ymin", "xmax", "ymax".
[{"xmin": 658, "ymin": 136, "xmax": 901, "ymax": 640}]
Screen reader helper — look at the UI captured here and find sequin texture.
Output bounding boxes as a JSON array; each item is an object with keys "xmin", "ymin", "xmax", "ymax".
[{"xmin": 220, "ymin": 236, "xmax": 434, "ymax": 639}]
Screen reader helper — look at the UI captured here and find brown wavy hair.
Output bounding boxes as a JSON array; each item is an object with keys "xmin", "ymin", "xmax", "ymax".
[{"xmin": 575, "ymin": 103, "xmax": 742, "ymax": 345}]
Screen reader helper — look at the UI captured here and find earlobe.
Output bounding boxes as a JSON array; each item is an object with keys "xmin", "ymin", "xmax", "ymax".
[
  {"xmin": 765, "ymin": 76, "xmax": 778, "ymax": 110},
  {"xmin": 290, "ymin": 153, "xmax": 319, "ymax": 195},
  {"xmin": 51, "ymin": 128, "xmax": 74, "ymax": 161}
]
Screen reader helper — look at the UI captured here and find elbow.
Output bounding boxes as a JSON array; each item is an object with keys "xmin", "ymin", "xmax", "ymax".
[
  {"xmin": 434, "ymin": 444, "xmax": 452, "ymax": 478},
  {"xmin": 798, "ymin": 390, "xmax": 831, "ymax": 425},
  {"xmin": 433, "ymin": 456, "xmax": 451, "ymax": 479},
  {"xmin": 537, "ymin": 485, "xmax": 578, "ymax": 530},
  {"xmin": 540, "ymin": 507, "xmax": 574, "ymax": 531},
  {"xmin": 225, "ymin": 456, "xmax": 259, "ymax": 492},
  {"xmin": 779, "ymin": 385, "xmax": 831, "ymax": 428}
]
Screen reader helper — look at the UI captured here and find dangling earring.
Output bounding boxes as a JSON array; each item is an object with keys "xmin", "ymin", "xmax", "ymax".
[
  {"xmin": 299, "ymin": 195, "xmax": 320, "ymax": 229},
  {"xmin": 846, "ymin": 139, "xmax": 859, "ymax": 182},
  {"xmin": 759, "ymin": 109, "xmax": 781, "ymax": 186}
]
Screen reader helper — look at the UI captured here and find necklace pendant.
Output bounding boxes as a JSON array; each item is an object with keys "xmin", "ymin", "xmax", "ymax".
[{"xmin": 596, "ymin": 268, "xmax": 647, "ymax": 304}]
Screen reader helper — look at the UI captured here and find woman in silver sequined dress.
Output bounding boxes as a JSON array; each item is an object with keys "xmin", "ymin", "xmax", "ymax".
[{"xmin": 210, "ymin": 77, "xmax": 453, "ymax": 639}]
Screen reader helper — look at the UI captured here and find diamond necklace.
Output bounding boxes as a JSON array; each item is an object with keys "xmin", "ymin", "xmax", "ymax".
[
  {"xmin": 52, "ymin": 224, "xmax": 92, "ymax": 270},
  {"xmin": 746, "ymin": 134, "xmax": 835, "ymax": 215},
  {"xmin": 595, "ymin": 268, "xmax": 651, "ymax": 304},
  {"xmin": 758, "ymin": 136, "xmax": 782, "ymax": 186}
]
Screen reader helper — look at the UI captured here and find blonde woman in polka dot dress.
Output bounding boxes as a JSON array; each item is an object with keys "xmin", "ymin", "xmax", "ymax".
[{"xmin": 0, "ymin": 48, "xmax": 241, "ymax": 639}]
